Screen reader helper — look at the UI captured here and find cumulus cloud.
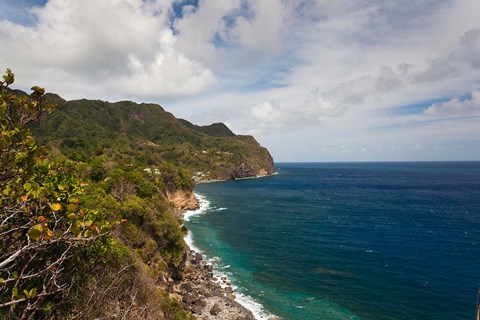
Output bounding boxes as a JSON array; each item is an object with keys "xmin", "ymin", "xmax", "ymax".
[
  {"xmin": 0, "ymin": 0, "xmax": 216, "ymax": 99},
  {"xmin": 1, "ymin": 0, "xmax": 480, "ymax": 160},
  {"xmin": 226, "ymin": 0, "xmax": 287, "ymax": 54},
  {"xmin": 423, "ymin": 90, "xmax": 480, "ymax": 116}
]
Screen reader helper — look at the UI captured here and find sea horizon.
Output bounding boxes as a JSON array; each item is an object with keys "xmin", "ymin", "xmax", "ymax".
[{"xmin": 185, "ymin": 161, "xmax": 480, "ymax": 320}]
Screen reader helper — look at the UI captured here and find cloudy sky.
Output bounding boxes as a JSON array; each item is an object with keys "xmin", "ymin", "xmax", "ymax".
[{"xmin": 1, "ymin": 0, "xmax": 479, "ymax": 161}]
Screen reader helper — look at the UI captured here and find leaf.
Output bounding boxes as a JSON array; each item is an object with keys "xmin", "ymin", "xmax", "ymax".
[
  {"xmin": 69, "ymin": 197, "xmax": 80, "ymax": 204},
  {"xmin": 14, "ymin": 152, "xmax": 27, "ymax": 163},
  {"xmin": 44, "ymin": 229, "xmax": 54, "ymax": 240},
  {"xmin": 0, "ymin": 278, "xmax": 6, "ymax": 287},
  {"xmin": 38, "ymin": 215, "xmax": 46, "ymax": 222},
  {"xmin": 67, "ymin": 213, "xmax": 77, "ymax": 220},
  {"xmin": 23, "ymin": 182, "xmax": 32, "ymax": 191},
  {"xmin": 71, "ymin": 226, "xmax": 81, "ymax": 236},
  {"xmin": 51, "ymin": 203, "xmax": 62, "ymax": 211},
  {"xmin": 85, "ymin": 220, "xmax": 93, "ymax": 227},
  {"xmin": 28, "ymin": 224, "xmax": 44, "ymax": 241},
  {"xmin": 29, "ymin": 288, "xmax": 37, "ymax": 299},
  {"xmin": 31, "ymin": 86, "xmax": 45, "ymax": 95}
]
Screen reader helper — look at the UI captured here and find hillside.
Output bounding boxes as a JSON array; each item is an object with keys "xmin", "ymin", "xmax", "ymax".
[
  {"xmin": 1, "ymin": 73, "xmax": 270, "ymax": 320},
  {"xmin": 30, "ymin": 94, "xmax": 275, "ymax": 181}
]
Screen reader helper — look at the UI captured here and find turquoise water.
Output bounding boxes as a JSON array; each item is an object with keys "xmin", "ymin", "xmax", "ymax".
[{"xmin": 185, "ymin": 162, "xmax": 480, "ymax": 320}]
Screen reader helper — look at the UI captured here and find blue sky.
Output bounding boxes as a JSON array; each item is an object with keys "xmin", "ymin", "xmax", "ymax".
[{"xmin": 1, "ymin": 0, "xmax": 479, "ymax": 161}]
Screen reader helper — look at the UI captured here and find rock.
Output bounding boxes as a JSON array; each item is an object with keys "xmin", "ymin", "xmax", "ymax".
[
  {"xmin": 195, "ymin": 298, "xmax": 207, "ymax": 308},
  {"xmin": 210, "ymin": 302, "xmax": 222, "ymax": 316},
  {"xmin": 182, "ymin": 293, "xmax": 198, "ymax": 304},
  {"xmin": 192, "ymin": 305, "xmax": 203, "ymax": 315},
  {"xmin": 232, "ymin": 162, "xmax": 255, "ymax": 179},
  {"xmin": 180, "ymin": 282, "xmax": 194, "ymax": 292}
]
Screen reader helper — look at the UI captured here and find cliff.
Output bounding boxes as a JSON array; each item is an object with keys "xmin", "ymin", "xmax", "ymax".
[{"xmin": 166, "ymin": 189, "xmax": 199, "ymax": 217}]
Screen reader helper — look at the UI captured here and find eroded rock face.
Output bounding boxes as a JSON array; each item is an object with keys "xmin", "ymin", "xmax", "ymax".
[
  {"xmin": 232, "ymin": 162, "xmax": 255, "ymax": 179},
  {"xmin": 166, "ymin": 189, "xmax": 199, "ymax": 216}
]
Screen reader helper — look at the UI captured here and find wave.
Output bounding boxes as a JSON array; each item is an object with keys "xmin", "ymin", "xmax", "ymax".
[{"xmin": 183, "ymin": 193, "xmax": 276, "ymax": 320}]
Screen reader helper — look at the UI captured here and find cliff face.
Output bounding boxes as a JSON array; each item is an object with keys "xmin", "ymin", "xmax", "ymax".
[{"xmin": 166, "ymin": 189, "xmax": 199, "ymax": 217}]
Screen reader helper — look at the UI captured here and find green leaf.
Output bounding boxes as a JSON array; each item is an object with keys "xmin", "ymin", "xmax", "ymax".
[
  {"xmin": 28, "ymin": 288, "xmax": 37, "ymax": 299},
  {"xmin": 31, "ymin": 86, "xmax": 45, "ymax": 95},
  {"xmin": 67, "ymin": 213, "xmax": 77, "ymax": 220},
  {"xmin": 23, "ymin": 182, "xmax": 32, "ymax": 191},
  {"xmin": 27, "ymin": 224, "xmax": 43, "ymax": 241},
  {"xmin": 71, "ymin": 226, "xmax": 81, "ymax": 236},
  {"xmin": 14, "ymin": 152, "xmax": 27, "ymax": 163},
  {"xmin": 0, "ymin": 278, "xmax": 6, "ymax": 287}
]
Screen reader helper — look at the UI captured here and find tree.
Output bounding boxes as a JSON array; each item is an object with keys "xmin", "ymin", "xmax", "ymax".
[{"xmin": 0, "ymin": 69, "xmax": 108, "ymax": 319}]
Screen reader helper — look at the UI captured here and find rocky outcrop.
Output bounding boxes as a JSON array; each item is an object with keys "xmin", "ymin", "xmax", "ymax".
[
  {"xmin": 171, "ymin": 249, "xmax": 255, "ymax": 320},
  {"xmin": 166, "ymin": 189, "xmax": 199, "ymax": 216},
  {"xmin": 232, "ymin": 162, "xmax": 255, "ymax": 179}
]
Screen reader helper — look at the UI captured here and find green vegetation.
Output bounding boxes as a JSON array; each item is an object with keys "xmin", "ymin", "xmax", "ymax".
[
  {"xmin": 1, "ymin": 67, "xmax": 274, "ymax": 318},
  {"xmin": 29, "ymin": 94, "xmax": 275, "ymax": 181},
  {"xmin": 1, "ymin": 70, "xmax": 195, "ymax": 319}
]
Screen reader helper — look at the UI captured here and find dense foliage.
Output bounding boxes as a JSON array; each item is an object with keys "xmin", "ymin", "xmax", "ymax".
[
  {"xmin": 29, "ymin": 96, "xmax": 275, "ymax": 181},
  {"xmin": 0, "ymin": 70, "xmax": 194, "ymax": 319},
  {"xmin": 0, "ymin": 69, "xmax": 109, "ymax": 318}
]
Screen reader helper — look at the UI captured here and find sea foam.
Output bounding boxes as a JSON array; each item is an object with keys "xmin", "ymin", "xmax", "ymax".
[{"xmin": 183, "ymin": 193, "xmax": 276, "ymax": 320}]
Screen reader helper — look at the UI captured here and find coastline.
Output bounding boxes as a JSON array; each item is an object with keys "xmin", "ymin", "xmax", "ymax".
[
  {"xmin": 181, "ymin": 193, "xmax": 277, "ymax": 320},
  {"xmin": 195, "ymin": 172, "xmax": 278, "ymax": 184}
]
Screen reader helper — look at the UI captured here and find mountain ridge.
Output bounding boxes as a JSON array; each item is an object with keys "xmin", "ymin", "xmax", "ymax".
[{"xmin": 30, "ymin": 93, "xmax": 275, "ymax": 181}]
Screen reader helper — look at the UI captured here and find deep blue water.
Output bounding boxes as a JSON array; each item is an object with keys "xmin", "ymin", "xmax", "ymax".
[{"xmin": 186, "ymin": 162, "xmax": 480, "ymax": 320}]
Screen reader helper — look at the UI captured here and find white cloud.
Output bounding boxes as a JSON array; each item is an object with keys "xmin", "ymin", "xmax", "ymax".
[
  {"xmin": 226, "ymin": 0, "xmax": 287, "ymax": 54},
  {"xmin": 424, "ymin": 90, "xmax": 480, "ymax": 116},
  {"xmin": 1, "ymin": 0, "xmax": 480, "ymax": 161},
  {"xmin": 0, "ymin": 0, "xmax": 216, "ymax": 99},
  {"xmin": 459, "ymin": 29, "xmax": 480, "ymax": 69}
]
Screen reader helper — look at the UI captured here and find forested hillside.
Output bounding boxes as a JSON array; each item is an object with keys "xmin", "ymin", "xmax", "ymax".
[
  {"xmin": 1, "ymin": 70, "xmax": 269, "ymax": 319},
  {"xmin": 30, "ymin": 95, "xmax": 275, "ymax": 181}
]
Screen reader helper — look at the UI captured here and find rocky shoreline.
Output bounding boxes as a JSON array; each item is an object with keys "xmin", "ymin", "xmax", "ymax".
[
  {"xmin": 170, "ymin": 249, "xmax": 256, "ymax": 320},
  {"xmin": 170, "ymin": 191, "xmax": 274, "ymax": 320}
]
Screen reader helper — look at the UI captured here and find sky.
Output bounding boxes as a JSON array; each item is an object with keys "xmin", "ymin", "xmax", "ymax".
[{"xmin": 1, "ymin": 0, "xmax": 479, "ymax": 162}]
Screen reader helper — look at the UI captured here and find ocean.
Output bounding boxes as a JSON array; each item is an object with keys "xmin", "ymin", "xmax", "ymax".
[{"xmin": 184, "ymin": 162, "xmax": 480, "ymax": 320}]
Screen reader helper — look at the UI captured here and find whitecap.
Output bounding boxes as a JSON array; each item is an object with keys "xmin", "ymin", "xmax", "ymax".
[{"xmin": 183, "ymin": 193, "xmax": 211, "ymax": 222}]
